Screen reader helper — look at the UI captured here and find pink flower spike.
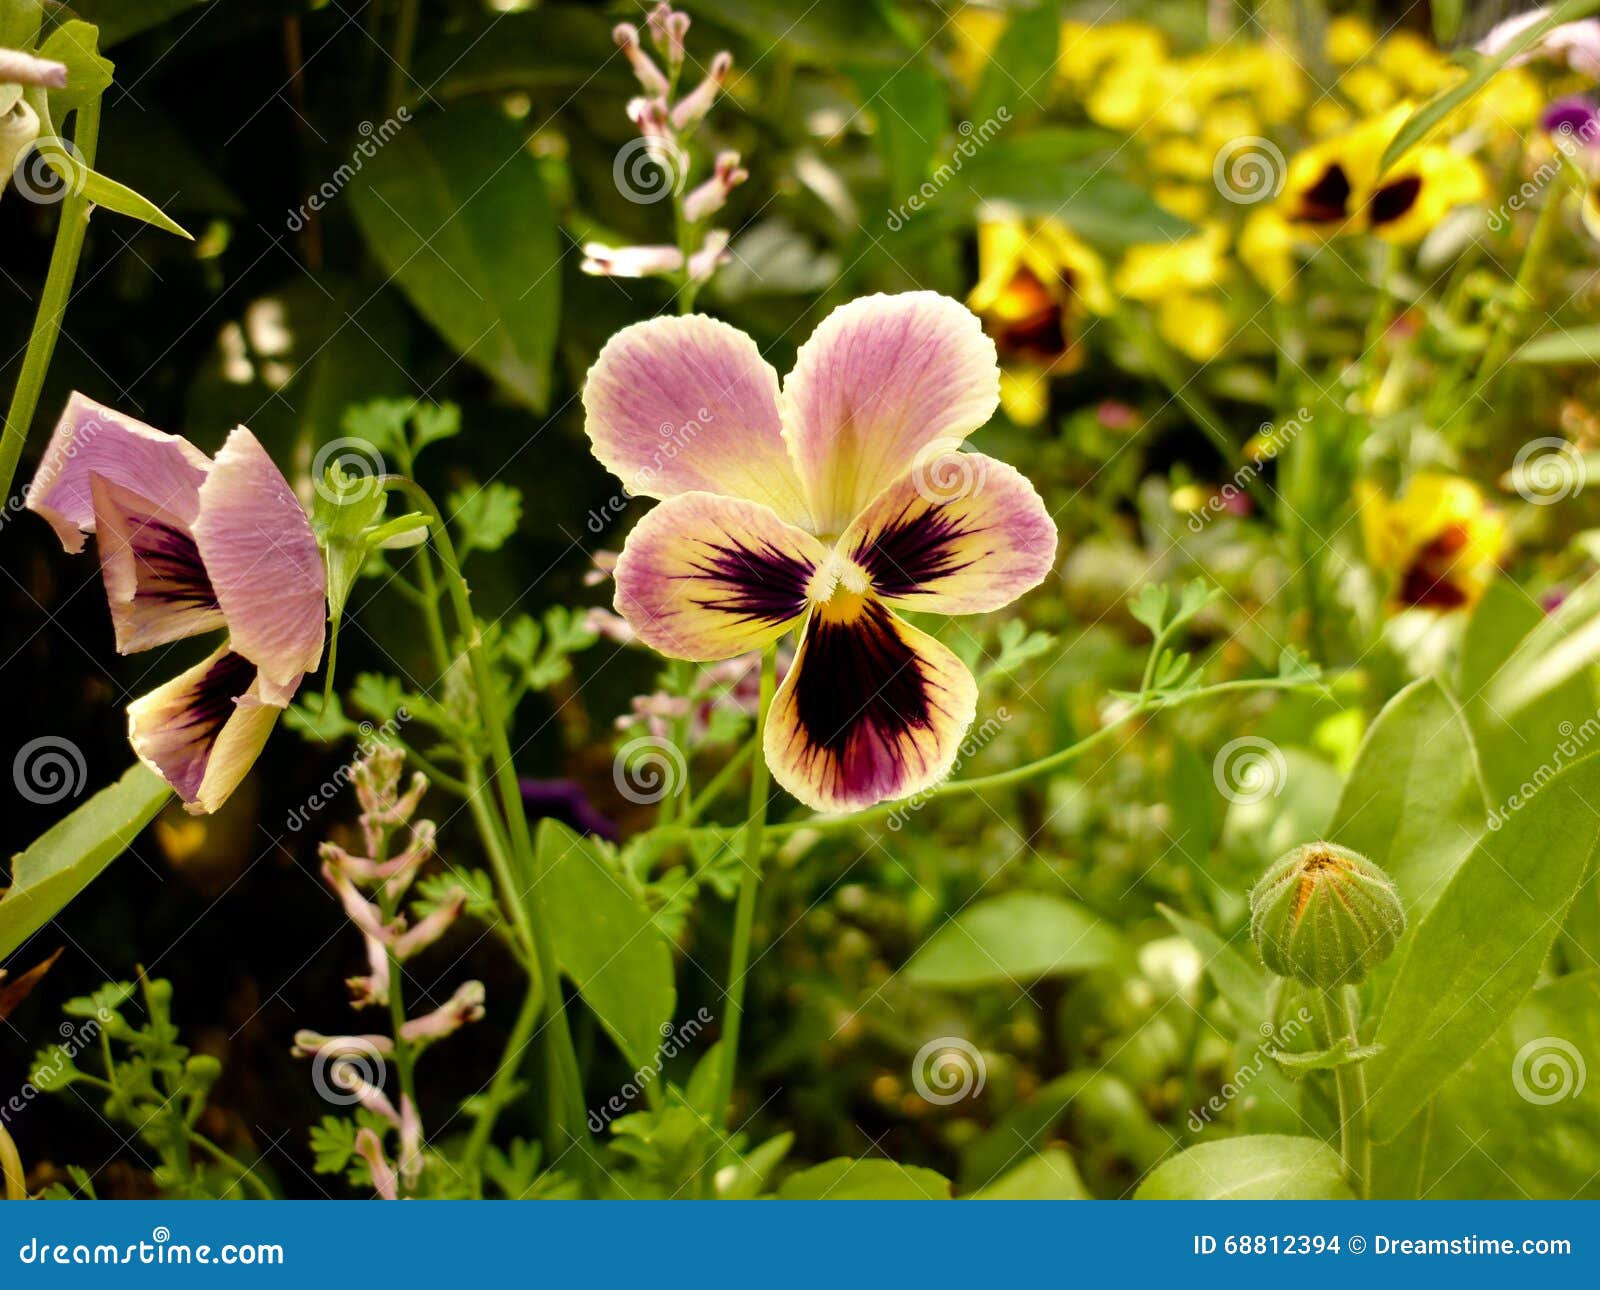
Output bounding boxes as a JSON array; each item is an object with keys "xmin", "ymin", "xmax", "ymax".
[
  {"xmin": 0, "ymin": 49, "xmax": 68, "ymax": 89},
  {"xmin": 625, "ymin": 95, "xmax": 672, "ymax": 142},
  {"xmin": 614, "ymin": 22, "xmax": 670, "ymax": 95},
  {"xmin": 581, "ymin": 241, "xmax": 684, "ymax": 278},
  {"xmin": 321, "ymin": 859, "xmax": 391, "ymax": 942},
  {"xmin": 682, "ymin": 150, "xmax": 748, "ymax": 222},
  {"xmin": 399, "ymin": 981, "xmax": 487, "ymax": 1046},
  {"xmin": 347, "ymin": 936, "xmax": 391, "ymax": 1009},
  {"xmin": 354, "ymin": 1128, "xmax": 398, "ymax": 1201},
  {"xmin": 647, "ymin": 4, "xmax": 690, "ymax": 72},
  {"xmin": 670, "ymin": 51, "xmax": 732, "ymax": 131},
  {"xmin": 389, "ymin": 889, "xmax": 465, "ymax": 961},
  {"xmin": 686, "ymin": 229, "xmax": 730, "ymax": 283}
]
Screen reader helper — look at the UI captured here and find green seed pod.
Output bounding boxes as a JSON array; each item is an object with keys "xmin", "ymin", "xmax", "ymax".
[{"xmin": 1249, "ymin": 842, "xmax": 1405, "ymax": 987}]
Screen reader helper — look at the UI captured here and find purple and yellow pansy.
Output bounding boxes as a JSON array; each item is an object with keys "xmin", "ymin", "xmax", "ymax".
[
  {"xmin": 582, "ymin": 292, "xmax": 1057, "ymax": 813},
  {"xmin": 26, "ymin": 394, "xmax": 326, "ymax": 813}
]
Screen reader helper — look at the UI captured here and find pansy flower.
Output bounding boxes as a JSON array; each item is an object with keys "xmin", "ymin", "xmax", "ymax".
[
  {"xmin": 967, "ymin": 217, "xmax": 1111, "ymax": 426},
  {"xmin": 26, "ymin": 394, "xmax": 326, "ymax": 813},
  {"xmin": 583, "ymin": 292, "xmax": 1057, "ymax": 813},
  {"xmin": 1356, "ymin": 474, "xmax": 1507, "ymax": 612}
]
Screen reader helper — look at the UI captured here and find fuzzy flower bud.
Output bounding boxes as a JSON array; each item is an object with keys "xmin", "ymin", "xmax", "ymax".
[
  {"xmin": 614, "ymin": 22, "xmax": 670, "ymax": 97},
  {"xmin": 647, "ymin": 3, "xmax": 690, "ymax": 73},
  {"xmin": 1250, "ymin": 842, "xmax": 1405, "ymax": 988},
  {"xmin": 354, "ymin": 1127, "xmax": 398, "ymax": 1200},
  {"xmin": 670, "ymin": 50, "xmax": 732, "ymax": 131}
]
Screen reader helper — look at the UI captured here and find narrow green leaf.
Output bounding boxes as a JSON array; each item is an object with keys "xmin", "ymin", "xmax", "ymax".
[
  {"xmin": 904, "ymin": 890, "xmax": 1126, "ymax": 990},
  {"xmin": 1366, "ymin": 754, "xmax": 1600, "ymax": 1142},
  {"xmin": 0, "ymin": 764, "xmax": 170, "ymax": 961},
  {"xmin": 76, "ymin": 164, "xmax": 192, "ymax": 238},
  {"xmin": 1477, "ymin": 573, "xmax": 1600, "ymax": 743},
  {"xmin": 776, "ymin": 1158, "xmax": 951, "ymax": 1199},
  {"xmin": 970, "ymin": 2, "xmax": 1060, "ymax": 128},
  {"xmin": 533, "ymin": 819, "xmax": 675, "ymax": 1071},
  {"xmin": 1326, "ymin": 677, "xmax": 1488, "ymax": 920},
  {"xmin": 1432, "ymin": 0, "xmax": 1464, "ymax": 43},
  {"xmin": 1513, "ymin": 324, "xmax": 1600, "ymax": 364},
  {"xmin": 852, "ymin": 63, "xmax": 948, "ymax": 204},
  {"xmin": 1134, "ymin": 1136, "xmax": 1354, "ymax": 1199},
  {"xmin": 350, "ymin": 107, "xmax": 561, "ymax": 410}
]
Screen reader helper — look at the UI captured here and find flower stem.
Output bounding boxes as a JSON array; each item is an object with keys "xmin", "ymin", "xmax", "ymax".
[
  {"xmin": 185, "ymin": 1131, "xmax": 275, "ymax": 1201},
  {"xmin": 460, "ymin": 978, "xmax": 544, "ymax": 1187},
  {"xmin": 1315, "ymin": 985, "xmax": 1371, "ymax": 1197},
  {"xmin": 0, "ymin": 99, "xmax": 101, "ymax": 505},
  {"xmin": 709, "ymin": 646, "xmax": 776, "ymax": 1138}
]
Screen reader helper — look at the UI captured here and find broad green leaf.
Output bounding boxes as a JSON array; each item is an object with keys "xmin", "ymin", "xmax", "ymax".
[
  {"xmin": 350, "ymin": 106, "xmax": 561, "ymax": 410},
  {"xmin": 1381, "ymin": 0, "xmax": 1600, "ymax": 169},
  {"xmin": 419, "ymin": 8, "xmax": 628, "ymax": 99},
  {"xmin": 1326, "ymin": 678, "xmax": 1488, "ymax": 920},
  {"xmin": 1158, "ymin": 905, "xmax": 1266, "ymax": 1030},
  {"xmin": 1395, "ymin": 973, "xmax": 1600, "ymax": 1199},
  {"xmin": 1366, "ymin": 754, "xmax": 1600, "ymax": 1142},
  {"xmin": 534, "ymin": 819, "xmax": 675, "ymax": 1071},
  {"xmin": 971, "ymin": 2, "xmax": 1060, "ymax": 128},
  {"xmin": 852, "ymin": 64, "xmax": 948, "ymax": 204},
  {"xmin": 37, "ymin": 20, "xmax": 112, "ymax": 114},
  {"xmin": 777, "ymin": 1158, "xmax": 951, "ymax": 1199},
  {"xmin": 1459, "ymin": 579, "xmax": 1594, "ymax": 807},
  {"xmin": 971, "ymin": 1148, "xmax": 1088, "ymax": 1199},
  {"xmin": 0, "ymin": 764, "xmax": 170, "ymax": 961},
  {"xmin": 903, "ymin": 890, "xmax": 1125, "ymax": 990},
  {"xmin": 1134, "ymin": 1136, "xmax": 1353, "ymax": 1199},
  {"xmin": 1513, "ymin": 324, "xmax": 1600, "ymax": 364},
  {"xmin": 60, "ymin": 1, "xmax": 211, "ymax": 47},
  {"xmin": 715, "ymin": 1131, "xmax": 793, "ymax": 1199},
  {"xmin": 0, "ymin": 0, "xmax": 44, "ymax": 49}
]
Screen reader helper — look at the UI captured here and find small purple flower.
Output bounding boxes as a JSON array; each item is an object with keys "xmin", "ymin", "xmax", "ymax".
[
  {"xmin": 25, "ymin": 394, "xmax": 326, "ymax": 813},
  {"xmin": 1542, "ymin": 96, "xmax": 1599, "ymax": 145},
  {"xmin": 519, "ymin": 777, "xmax": 620, "ymax": 841}
]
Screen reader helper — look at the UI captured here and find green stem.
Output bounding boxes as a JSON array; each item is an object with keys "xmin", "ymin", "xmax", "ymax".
[
  {"xmin": 0, "ymin": 99, "xmax": 102, "ymax": 505},
  {"xmin": 386, "ymin": 0, "xmax": 421, "ymax": 115},
  {"xmin": 460, "ymin": 978, "xmax": 544, "ymax": 1186},
  {"xmin": 710, "ymin": 646, "xmax": 777, "ymax": 1137},
  {"xmin": 682, "ymin": 735, "xmax": 757, "ymax": 826},
  {"xmin": 1316, "ymin": 986, "xmax": 1371, "ymax": 1197},
  {"xmin": 185, "ymin": 1131, "xmax": 275, "ymax": 1201}
]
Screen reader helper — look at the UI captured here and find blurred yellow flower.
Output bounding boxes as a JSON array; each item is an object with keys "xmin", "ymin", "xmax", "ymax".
[
  {"xmin": 1153, "ymin": 182, "xmax": 1212, "ymax": 222},
  {"xmin": 1374, "ymin": 31, "xmax": 1462, "ymax": 98},
  {"xmin": 968, "ymin": 218, "xmax": 1112, "ymax": 425},
  {"xmin": 1364, "ymin": 145, "xmax": 1485, "ymax": 243},
  {"xmin": 1340, "ymin": 64, "xmax": 1400, "ymax": 115},
  {"xmin": 1157, "ymin": 293, "xmax": 1231, "ymax": 362},
  {"xmin": 1238, "ymin": 208, "xmax": 1296, "ymax": 295},
  {"xmin": 1325, "ymin": 15, "xmax": 1377, "ymax": 65},
  {"xmin": 1113, "ymin": 225, "xmax": 1229, "ymax": 300},
  {"xmin": 949, "ymin": 5, "xmax": 1007, "ymax": 87},
  {"xmin": 1357, "ymin": 474, "xmax": 1508, "ymax": 611},
  {"xmin": 1058, "ymin": 20, "xmax": 1167, "ymax": 88},
  {"xmin": 1282, "ymin": 104, "xmax": 1412, "ymax": 231}
]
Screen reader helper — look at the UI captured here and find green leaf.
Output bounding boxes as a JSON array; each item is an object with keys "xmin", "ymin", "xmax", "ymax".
[
  {"xmin": 534, "ymin": 819, "xmax": 675, "ymax": 1070},
  {"xmin": 1513, "ymin": 324, "xmax": 1600, "ymax": 364},
  {"xmin": 1366, "ymin": 754, "xmax": 1600, "ymax": 1142},
  {"xmin": 449, "ymin": 481, "xmax": 522, "ymax": 556},
  {"xmin": 971, "ymin": 1148, "xmax": 1089, "ymax": 1199},
  {"xmin": 853, "ymin": 63, "xmax": 948, "ymax": 206},
  {"xmin": 350, "ymin": 106, "xmax": 560, "ymax": 410},
  {"xmin": 1432, "ymin": 0, "xmax": 1464, "ymax": 42},
  {"xmin": 1381, "ymin": 0, "xmax": 1600, "ymax": 170},
  {"xmin": 0, "ymin": 764, "xmax": 170, "ymax": 961},
  {"xmin": 777, "ymin": 1158, "xmax": 951, "ymax": 1199},
  {"xmin": 682, "ymin": 0, "xmax": 912, "ymax": 66},
  {"xmin": 970, "ymin": 2, "xmax": 1060, "ymax": 128},
  {"xmin": 1134, "ymin": 1136, "xmax": 1354, "ymax": 1199},
  {"xmin": 903, "ymin": 890, "xmax": 1125, "ymax": 990},
  {"xmin": 1326, "ymin": 678, "xmax": 1488, "ymax": 921},
  {"xmin": 715, "ymin": 1131, "xmax": 793, "ymax": 1199},
  {"xmin": 75, "ymin": 162, "xmax": 193, "ymax": 239},
  {"xmin": 37, "ymin": 20, "xmax": 112, "ymax": 114}
]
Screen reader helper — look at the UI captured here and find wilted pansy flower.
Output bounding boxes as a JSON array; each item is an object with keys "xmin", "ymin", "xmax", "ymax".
[
  {"xmin": 1357, "ymin": 474, "xmax": 1507, "ymax": 612},
  {"xmin": 583, "ymin": 292, "xmax": 1057, "ymax": 812},
  {"xmin": 966, "ymin": 217, "xmax": 1111, "ymax": 425},
  {"xmin": 26, "ymin": 394, "xmax": 326, "ymax": 812}
]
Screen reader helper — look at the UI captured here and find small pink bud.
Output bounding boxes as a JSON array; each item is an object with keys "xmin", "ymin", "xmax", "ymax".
[
  {"xmin": 347, "ymin": 933, "xmax": 391, "ymax": 1008},
  {"xmin": 626, "ymin": 95, "xmax": 673, "ymax": 142},
  {"xmin": 290, "ymin": 1029, "xmax": 395, "ymax": 1059},
  {"xmin": 321, "ymin": 859, "xmax": 390, "ymax": 941},
  {"xmin": 686, "ymin": 228, "xmax": 730, "ymax": 283},
  {"xmin": 583, "ymin": 607, "xmax": 635, "ymax": 643},
  {"xmin": 583, "ymin": 550, "xmax": 620, "ymax": 586},
  {"xmin": 614, "ymin": 22, "xmax": 671, "ymax": 96},
  {"xmin": 683, "ymin": 150, "xmax": 748, "ymax": 222},
  {"xmin": 400, "ymin": 981, "xmax": 487, "ymax": 1046},
  {"xmin": 670, "ymin": 51, "xmax": 732, "ymax": 131},
  {"xmin": 648, "ymin": 5, "xmax": 690, "ymax": 71},
  {"xmin": 398, "ymin": 1095, "xmax": 424, "ymax": 1185},
  {"xmin": 354, "ymin": 1128, "xmax": 398, "ymax": 1200},
  {"xmin": 389, "ymin": 888, "xmax": 465, "ymax": 960},
  {"xmin": 580, "ymin": 241, "xmax": 684, "ymax": 278}
]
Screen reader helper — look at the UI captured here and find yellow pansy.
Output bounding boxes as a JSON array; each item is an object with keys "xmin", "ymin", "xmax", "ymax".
[
  {"xmin": 1148, "ymin": 137, "xmax": 1214, "ymax": 181},
  {"xmin": 1238, "ymin": 208, "xmax": 1296, "ymax": 295},
  {"xmin": 1157, "ymin": 293, "xmax": 1231, "ymax": 362},
  {"xmin": 1153, "ymin": 183, "xmax": 1212, "ymax": 222},
  {"xmin": 1058, "ymin": 20, "xmax": 1168, "ymax": 88},
  {"xmin": 1357, "ymin": 474, "xmax": 1508, "ymax": 612},
  {"xmin": 1306, "ymin": 99, "xmax": 1353, "ymax": 139},
  {"xmin": 1363, "ymin": 146, "xmax": 1486, "ymax": 243},
  {"xmin": 1325, "ymin": 15, "xmax": 1377, "ymax": 65},
  {"xmin": 1339, "ymin": 64, "xmax": 1400, "ymax": 115},
  {"xmin": 1280, "ymin": 104, "xmax": 1411, "ymax": 232},
  {"xmin": 1113, "ymin": 224, "xmax": 1229, "ymax": 300},
  {"xmin": 1084, "ymin": 56, "xmax": 1165, "ymax": 131},
  {"xmin": 968, "ymin": 217, "xmax": 1112, "ymax": 425},
  {"xmin": 949, "ymin": 5, "xmax": 1008, "ymax": 88}
]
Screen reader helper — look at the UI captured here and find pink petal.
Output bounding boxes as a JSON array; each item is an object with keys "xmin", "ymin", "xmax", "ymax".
[
  {"xmin": 583, "ymin": 314, "xmax": 811, "ymax": 527},
  {"xmin": 839, "ymin": 454, "xmax": 1058, "ymax": 613},
  {"xmin": 127, "ymin": 647, "xmax": 281, "ymax": 815},
  {"xmin": 764, "ymin": 600, "xmax": 977, "ymax": 813},
  {"xmin": 25, "ymin": 392, "xmax": 211, "ymax": 554},
  {"xmin": 614, "ymin": 491, "xmax": 828, "ymax": 661},
  {"xmin": 90, "ymin": 475, "xmax": 226, "ymax": 653},
  {"xmin": 192, "ymin": 427, "xmax": 325, "ymax": 703},
  {"xmin": 781, "ymin": 293, "xmax": 1000, "ymax": 536}
]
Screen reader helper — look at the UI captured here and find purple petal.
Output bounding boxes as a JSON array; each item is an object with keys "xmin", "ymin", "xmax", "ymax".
[{"xmin": 519, "ymin": 778, "xmax": 620, "ymax": 841}]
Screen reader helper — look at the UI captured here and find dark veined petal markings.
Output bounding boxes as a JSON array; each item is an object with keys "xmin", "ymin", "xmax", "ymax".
[
  {"xmin": 685, "ymin": 534, "xmax": 815, "ymax": 628},
  {"xmin": 850, "ymin": 498, "xmax": 984, "ymax": 600},
  {"xmin": 140, "ymin": 650, "xmax": 258, "ymax": 800}
]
